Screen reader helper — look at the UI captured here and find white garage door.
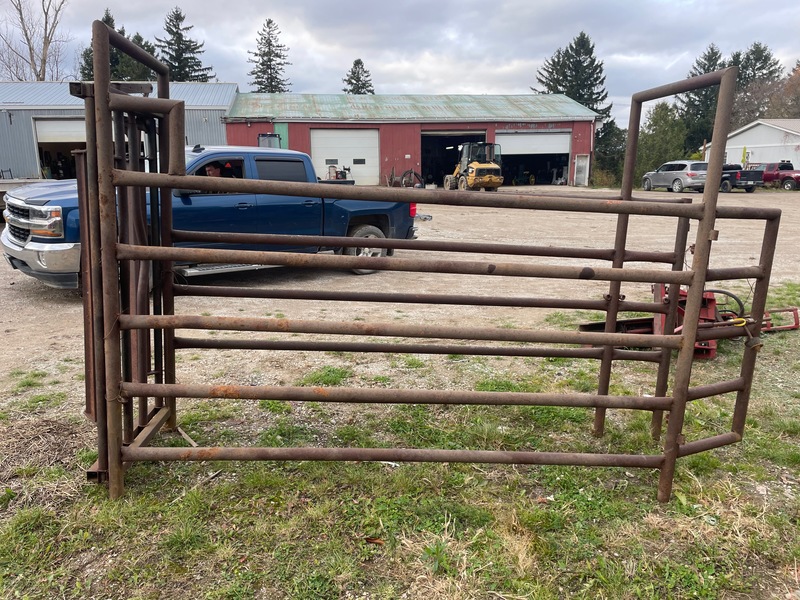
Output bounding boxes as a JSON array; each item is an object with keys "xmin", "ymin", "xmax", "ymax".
[
  {"xmin": 310, "ymin": 129, "xmax": 379, "ymax": 185},
  {"xmin": 34, "ymin": 119, "xmax": 87, "ymax": 143},
  {"xmin": 496, "ymin": 132, "xmax": 571, "ymax": 155}
]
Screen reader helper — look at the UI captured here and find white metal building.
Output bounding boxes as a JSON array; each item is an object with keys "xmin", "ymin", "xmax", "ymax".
[
  {"xmin": 703, "ymin": 119, "xmax": 800, "ymax": 166},
  {"xmin": 0, "ymin": 81, "xmax": 238, "ymax": 180}
]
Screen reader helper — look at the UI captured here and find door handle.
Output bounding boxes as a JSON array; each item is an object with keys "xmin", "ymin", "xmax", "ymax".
[
  {"xmin": 235, "ymin": 202, "xmax": 253, "ymax": 210},
  {"xmin": 303, "ymin": 199, "xmax": 317, "ymax": 207}
]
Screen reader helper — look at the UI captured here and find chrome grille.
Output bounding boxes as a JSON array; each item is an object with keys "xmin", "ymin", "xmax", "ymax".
[
  {"xmin": 5, "ymin": 202, "xmax": 29, "ymax": 221},
  {"xmin": 7, "ymin": 223, "xmax": 29, "ymax": 244}
]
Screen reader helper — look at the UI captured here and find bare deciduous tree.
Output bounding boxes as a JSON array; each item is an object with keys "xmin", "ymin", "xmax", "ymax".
[{"xmin": 0, "ymin": 0, "xmax": 70, "ymax": 81}]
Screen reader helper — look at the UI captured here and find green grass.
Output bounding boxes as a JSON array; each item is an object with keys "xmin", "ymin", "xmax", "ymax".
[
  {"xmin": 297, "ymin": 366, "xmax": 354, "ymax": 386},
  {"xmin": 10, "ymin": 369, "xmax": 49, "ymax": 392},
  {"xmin": 1, "ymin": 282, "xmax": 799, "ymax": 599}
]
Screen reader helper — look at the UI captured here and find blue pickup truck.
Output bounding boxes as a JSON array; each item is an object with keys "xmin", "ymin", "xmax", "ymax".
[{"xmin": 2, "ymin": 145, "xmax": 418, "ymax": 289}]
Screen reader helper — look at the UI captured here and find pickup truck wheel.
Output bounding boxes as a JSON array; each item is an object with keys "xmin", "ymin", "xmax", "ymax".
[
  {"xmin": 720, "ymin": 180, "xmax": 732, "ymax": 193},
  {"xmin": 345, "ymin": 224, "xmax": 387, "ymax": 275},
  {"xmin": 783, "ymin": 179, "xmax": 797, "ymax": 191},
  {"xmin": 671, "ymin": 179, "xmax": 684, "ymax": 193},
  {"xmin": 642, "ymin": 178, "xmax": 652, "ymax": 191},
  {"xmin": 745, "ymin": 186, "xmax": 755, "ymax": 193},
  {"xmin": 458, "ymin": 176, "xmax": 469, "ymax": 190}
]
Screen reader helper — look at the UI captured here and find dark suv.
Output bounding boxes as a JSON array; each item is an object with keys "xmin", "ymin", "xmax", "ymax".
[{"xmin": 642, "ymin": 160, "xmax": 708, "ymax": 192}]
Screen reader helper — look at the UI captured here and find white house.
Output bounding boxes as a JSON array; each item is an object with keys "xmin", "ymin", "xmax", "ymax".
[{"xmin": 703, "ymin": 119, "xmax": 800, "ymax": 166}]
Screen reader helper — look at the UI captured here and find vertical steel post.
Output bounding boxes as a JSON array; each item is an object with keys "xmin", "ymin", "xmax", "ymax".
[
  {"xmin": 657, "ymin": 66, "xmax": 739, "ymax": 502},
  {"xmin": 92, "ymin": 21, "xmax": 125, "ymax": 498}
]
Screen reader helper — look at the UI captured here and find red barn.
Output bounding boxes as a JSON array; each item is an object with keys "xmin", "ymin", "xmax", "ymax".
[{"xmin": 224, "ymin": 94, "xmax": 598, "ymax": 188}]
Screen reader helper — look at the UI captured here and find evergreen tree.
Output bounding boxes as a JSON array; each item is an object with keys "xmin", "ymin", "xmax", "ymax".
[
  {"xmin": 342, "ymin": 58, "xmax": 375, "ymax": 94},
  {"xmin": 593, "ymin": 119, "xmax": 627, "ymax": 184},
  {"xmin": 535, "ymin": 32, "xmax": 616, "ymax": 182},
  {"xmin": 79, "ymin": 9, "xmax": 119, "ymax": 81},
  {"xmin": 247, "ymin": 19, "xmax": 291, "ymax": 93},
  {"xmin": 676, "ymin": 44, "xmax": 726, "ymax": 155},
  {"xmin": 729, "ymin": 42, "xmax": 784, "ymax": 129},
  {"xmin": 154, "ymin": 7, "xmax": 214, "ymax": 82},
  {"xmin": 79, "ymin": 10, "xmax": 157, "ymax": 82},
  {"xmin": 534, "ymin": 32, "xmax": 611, "ymax": 121},
  {"xmin": 729, "ymin": 42, "xmax": 783, "ymax": 89},
  {"xmin": 636, "ymin": 102, "xmax": 688, "ymax": 184},
  {"xmin": 117, "ymin": 33, "xmax": 157, "ymax": 81}
]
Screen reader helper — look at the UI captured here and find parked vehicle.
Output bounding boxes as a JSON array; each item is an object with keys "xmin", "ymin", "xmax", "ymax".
[
  {"xmin": 750, "ymin": 161, "xmax": 800, "ymax": 190},
  {"xmin": 1, "ymin": 145, "xmax": 418, "ymax": 289},
  {"xmin": 641, "ymin": 160, "xmax": 708, "ymax": 192},
  {"xmin": 719, "ymin": 164, "xmax": 763, "ymax": 193},
  {"xmin": 443, "ymin": 142, "xmax": 504, "ymax": 191}
]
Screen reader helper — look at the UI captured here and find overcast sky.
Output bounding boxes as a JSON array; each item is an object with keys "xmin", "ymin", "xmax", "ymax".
[{"xmin": 45, "ymin": 0, "xmax": 800, "ymax": 124}]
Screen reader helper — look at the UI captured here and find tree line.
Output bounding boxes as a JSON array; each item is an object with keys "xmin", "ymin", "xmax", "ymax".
[
  {"xmin": 535, "ymin": 33, "xmax": 800, "ymax": 185},
  {"xmin": 3, "ymin": 1, "xmax": 799, "ymax": 185},
  {"xmin": 0, "ymin": 3, "xmax": 374, "ymax": 94}
]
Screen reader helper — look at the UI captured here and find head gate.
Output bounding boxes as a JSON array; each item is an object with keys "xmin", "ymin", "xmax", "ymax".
[{"xmin": 78, "ymin": 21, "xmax": 780, "ymax": 501}]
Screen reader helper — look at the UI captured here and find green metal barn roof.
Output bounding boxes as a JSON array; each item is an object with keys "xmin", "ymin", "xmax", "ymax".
[{"xmin": 227, "ymin": 93, "xmax": 598, "ymax": 122}]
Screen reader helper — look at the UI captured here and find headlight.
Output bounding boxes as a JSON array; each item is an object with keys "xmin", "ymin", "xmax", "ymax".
[
  {"xmin": 29, "ymin": 205, "xmax": 64, "ymax": 238},
  {"xmin": 468, "ymin": 166, "xmax": 475, "ymax": 175}
]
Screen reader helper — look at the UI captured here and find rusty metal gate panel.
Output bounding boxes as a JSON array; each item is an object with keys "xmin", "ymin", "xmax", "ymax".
[{"xmin": 79, "ymin": 21, "xmax": 780, "ymax": 502}]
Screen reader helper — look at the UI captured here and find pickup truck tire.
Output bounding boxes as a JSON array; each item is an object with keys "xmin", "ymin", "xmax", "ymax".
[
  {"xmin": 671, "ymin": 179, "xmax": 684, "ymax": 193},
  {"xmin": 782, "ymin": 179, "xmax": 797, "ymax": 191},
  {"xmin": 345, "ymin": 224, "xmax": 387, "ymax": 274},
  {"xmin": 745, "ymin": 186, "xmax": 755, "ymax": 193},
  {"xmin": 720, "ymin": 180, "xmax": 732, "ymax": 193},
  {"xmin": 642, "ymin": 178, "xmax": 652, "ymax": 191}
]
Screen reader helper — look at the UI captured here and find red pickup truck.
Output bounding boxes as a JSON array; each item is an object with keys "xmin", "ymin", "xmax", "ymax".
[{"xmin": 750, "ymin": 162, "xmax": 800, "ymax": 190}]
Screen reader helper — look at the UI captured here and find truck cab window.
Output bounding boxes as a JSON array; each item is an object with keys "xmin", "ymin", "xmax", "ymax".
[
  {"xmin": 195, "ymin": 159, "xmax": 244, "ymax": 179},
  {"xmin": 255, "ymin": 159, "xmax": 307, "ymax": 182}
]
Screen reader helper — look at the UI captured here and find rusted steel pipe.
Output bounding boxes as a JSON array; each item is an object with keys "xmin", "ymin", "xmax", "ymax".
[
  {"xmin": 111, "ymin": 169, "xmax": 707, "ymax": 219},
  {"xmin": 121, "ymin": 313, "xmax": 684, "ymax": 350},
  {"xmin": 686, "ymin": 378, "xmax": 746, "ymax": 401},
  {"xmin": 677, "ymin": 432, "xmax": 741, "ymax": 457},
  {"xmin": 92, "ymin": 19, "xmax": 125, "ymax": 499},
  {"xmin": 117, "ymin": 244, "xmax": 695, "ymax": 285},
  {"xmin": 122, "ymin": 381, "xmax": 674, "ymax": 410},
  {"xmin": 171, "ymin": 230, "xmax": 679, "ymax": 265},
  {"xmin": 172, "ymin": 337, "xmax": 663, "ymax": 363},
  {"xmin": 705, "ymin": 267, "xmax": 765, "ymax": 282},
  {"xmin": 175, "ymin": 283, "xmax": 669, "ymax": 314},
  {"xmin": 122, "ymin": 445, "xmax": 665, "ymax": 468},
  {"xmin": 658, "ymin": 65, "xmax": 739, "ymax": 503}
]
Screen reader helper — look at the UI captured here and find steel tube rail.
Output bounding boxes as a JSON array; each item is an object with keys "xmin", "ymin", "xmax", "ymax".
[
  {"xmin": 686, "ymin": 378, "xmax": 746, "ymax": 401},
  {"xmin": 111, "ymin": 169, "xmax": 708, "ymax": 219},
  {"xmin": 171, "ymin": 230, "xmax": 679, "ymax": 265},
  {"xmin": 122, "ymin": 445, "xmax": 665, "ymax": 469},
  {"xmin": 657, "ymin": 65, "xmax": 739, "ymax": 503},
  {"xmin": 677, "ymin": 432, "xmax": 741, "ymax": 457},
  {"xmin": 121, "ymin": 313, "xmax": 684, "ymax": 350},
  {"xmin": 92, "ymin": 20, "xmax": 125, "ymax": 499},
  {"xmin": 732, "ymin": 215, "xmax": 781, "ymax": 436},
  {"xmin": 705, "ymin": 267, "xmax": 765, "ymax": 281},
  {"xmin": 171, "ymin": 337, "xmax": 664, "ymax": 363},
  {"xmin": 175, "ymin": 284, "xmax": 669, "ymax": 314},
  {"xmin": 116, "ymin": 244, "xmax": 695, "ymax": 285},
  {"xmin": 715, "ymin": 206, "xmax": 782, "ymax": 220},
  {"xmin": 121, "ymin": 382, "xmax": 674, "ymax": 411}
]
